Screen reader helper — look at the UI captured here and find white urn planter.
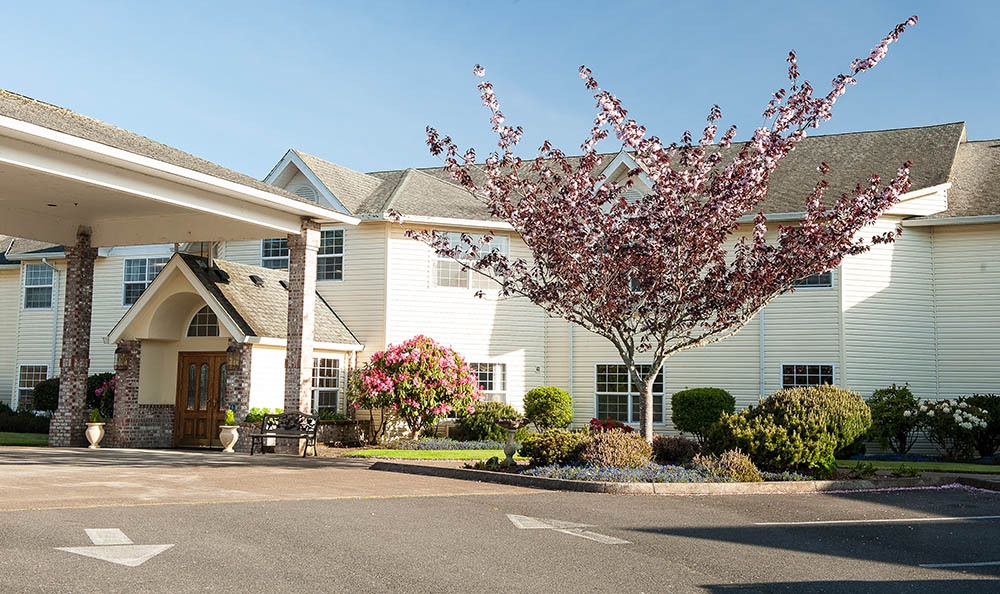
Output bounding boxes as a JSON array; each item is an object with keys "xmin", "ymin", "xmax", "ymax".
[
  {"xmin": 85, "ymin": 422, "xmax": 105, "ymax": 449},
  {"xmin": 219, "ymin": 425, "xmax": 239, "ymax": 453}
]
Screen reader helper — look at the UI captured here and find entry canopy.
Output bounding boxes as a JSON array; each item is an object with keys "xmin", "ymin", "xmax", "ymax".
[{"xmin": 0, "ymin": 90, "xmax": 358, "ymax": 247}]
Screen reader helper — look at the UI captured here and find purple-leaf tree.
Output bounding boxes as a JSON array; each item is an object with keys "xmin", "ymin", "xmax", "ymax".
[{"xmin": 409, "ymin": 17, "xmax": 918, "ymax": 441}]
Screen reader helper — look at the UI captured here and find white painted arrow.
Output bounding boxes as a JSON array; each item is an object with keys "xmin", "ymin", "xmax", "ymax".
[
  {"xmin": 56, "ymin": 529, "xmax": 173, "ymax": 567},
  {"xmin": 507, "ymin": 514, "xmax": 630, "ymax": 545}
]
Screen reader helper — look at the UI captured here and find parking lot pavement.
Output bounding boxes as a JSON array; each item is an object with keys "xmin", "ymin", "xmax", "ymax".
[{"xmin": 0, "ymin": 446, "xmax": 534, "ymax": 511}]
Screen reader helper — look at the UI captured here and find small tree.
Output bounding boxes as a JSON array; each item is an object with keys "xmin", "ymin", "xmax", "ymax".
[
  {"xmin": 349, "ymin": 335, "xmax": 483, "ymax": 439},
  {"xmin": 867, "ymin": 384, "xmax": 920, "ymax": 454},
  {"xmin": 671, "ymin": 387, "xmax": 735, "ymax": 444},
  {"xmin": 31, "ymin": 377, "xmax": 60, "ymax": 414},
  {"xmin": 414, "ymin": 17, "xmax": 918, "ymax": 441},
  {"xmin": 524, "ymin": 386, "xmax": 573, "ymax": 431}
]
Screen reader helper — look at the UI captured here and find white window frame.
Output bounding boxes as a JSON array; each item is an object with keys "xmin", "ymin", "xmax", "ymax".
[
  {"xmin": 794, "ymin": 270, "xmax": 834, "ymax": 289},
  {"xmin": 186, "ymin": 306, "xmax": 220, "ymax": 337},
  {"xmin": 594, "ymin": 364, "xmax": 665, "ymax": 425},
  {"xmin": 312, "ymin": 356, "xmax": 343, "ymax": 414},
  {"xmin": 432, "ymin": 231, "xmax": 509, "ymax": 290},
  {"xmin": 122, "ymin": 256, "xmax": 169, "ymax": 306},
  {"xmin": 15, "ymin": 364, "xmax": 48, "ymax": 410},
  {"xmin": 23, "ymin": 263, "xmax": 53, "ymax": 310},
  {"xmin": 780, "ymin": 363, "xmax": 836, "ymax": 389},
  {"xmin": 469, "ymin": 362, "xmax": 507, "ymax": 403},
  {"xmin": 260, "ymin": 238, "xmax": 289, "ymax": 270},
  {"xmin": 318, "ymin": 228, "xmax": 345, "ymax": 282}
]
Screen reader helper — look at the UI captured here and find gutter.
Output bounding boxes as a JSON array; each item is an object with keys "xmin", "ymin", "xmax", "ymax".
[
  {"xmin": 364, "ymin": 212, "xmax": 514, "ymax": 231},
  {"xmin": 903, "ymin": 214, "xmax": 1000, "ymax": 227}
]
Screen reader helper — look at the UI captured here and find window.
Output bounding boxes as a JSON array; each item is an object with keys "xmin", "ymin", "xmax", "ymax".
[
  {"xmin": 781, "ymin": 364, "xmax": 835, "ymax": 388},
  {"xmin": 17, "ymin": 365, "xmax": 47, "ymax": 410},
  {"xmin": 23, "ymin": 263, "xmax": 53, "ymax": 309},
  {"xmin": 794, "ymin": 271, "xmax": 833, "ymax": 288},
  {"xmin": 595, "ymin": 364, "xmax": 664, "ymax": 424},
  {"xmin": 470, "ymin": 362, "xmax": 506, "ymax": 402},
  {"xmin": 261, "ymin": 239, "xmax": 289, "ymax": 269},
  {"xmin": 123, "ymin": 257, "xmax": 169, "ymax": 305},
  {"xmin": 433, "ymin": 232, "xmax": 508, "ymax": 289},
  {"xmin": 187, "ymin": 306, "xmax": 220, "ymax": 337},
  {"xmin": 318, "ymin": 229, "xmax": 345, "ymax": 281},
  {"xmin": 312, "ymin": 357, "xmax": 341, "ymax": 413}
]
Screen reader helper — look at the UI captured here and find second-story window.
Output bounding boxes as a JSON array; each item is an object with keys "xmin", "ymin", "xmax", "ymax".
[
  {"xmin": 23, "ymin": 263, "xmax": 53, "ymax": 309},
  {"xmin": 433, "ymin": 232, "xmax": 508, "ymax": 290},
  {"xmin": 123, "ymin": 257, "xmax": 169, "ymax": 306},
  {"xmin": 318, "ymin": 229, "xmax": 345, "ymax": 281},
  {"xmin": 261, "ymin": 238, "xmax": 289, "ymax": 269}
]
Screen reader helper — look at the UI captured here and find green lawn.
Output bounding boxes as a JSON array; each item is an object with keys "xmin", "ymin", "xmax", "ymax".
[
  {"xmin": 343, "ymin": 448, "xmax": 513, "ymax": 460},
  {"xmin": 0, "ymin": 432, "xmax": 49, "ymax": 446},
  {"xmin": 837, "ymin": 459, "xmax": 1000, "ymax": 474}
]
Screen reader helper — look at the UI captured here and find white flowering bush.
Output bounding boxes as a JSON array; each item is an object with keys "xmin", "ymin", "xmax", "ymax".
[{"xmin": 915, "ymin": 398, "xmax": 989, "ymax": 460}]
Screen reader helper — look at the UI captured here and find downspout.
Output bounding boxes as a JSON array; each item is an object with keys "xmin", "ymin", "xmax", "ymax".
[
  {"xmin": 758, "ymin": 308, "xmax": 765, "ymax": 399},
  {"xmin": 41, "ymin": 258, "xmax": 60, "ymax": 377}
]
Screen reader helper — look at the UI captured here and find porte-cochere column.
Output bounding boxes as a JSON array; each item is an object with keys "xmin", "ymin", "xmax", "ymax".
[
  {"xmin": 49, "ymin": 228, "xmax": 98, "ymax": 447},
  {"xmin": 284, "ymin": 219, "xmax": 319, "ymax": 413}
]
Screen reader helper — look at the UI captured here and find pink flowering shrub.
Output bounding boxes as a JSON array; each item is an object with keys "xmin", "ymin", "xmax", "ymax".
[
  {"xmin": 590, "ymin": 417, "xmax": 633, "ymax": 433},
  {"xmin": 349, "ymin": 335, "xmax": 483, "ymax": 440}
]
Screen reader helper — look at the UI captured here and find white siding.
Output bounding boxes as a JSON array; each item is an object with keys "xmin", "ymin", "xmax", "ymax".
[
  {"xmin": 14, "ymin": 261, "xmax": 64, "ymax": 394},
  {"xmin": 0, "ymin": 268, "xmax": 19, "ymax": 405},
  {"xmin": 842, "ymin": 218, "xmax": 937, "ymax": 398},
  {"xmin": 219, "ymin": 239, "xmax": 262, "ymax": 266},
  {"xmin": 933, "ymin": 223, "xmax": 1000, "ymax": 397},
  {"xmin": 385, "ymin": 225, "xmax": 547, "ymax": 411}
]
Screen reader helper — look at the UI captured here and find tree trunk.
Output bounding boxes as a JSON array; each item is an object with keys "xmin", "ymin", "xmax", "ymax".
[{"xmin": 641, "ymin": 380, "xmax": 654, "ymax": 443}]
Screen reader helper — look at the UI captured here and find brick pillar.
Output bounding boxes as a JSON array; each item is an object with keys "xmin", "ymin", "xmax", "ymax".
[
  {"xmin": 285, "ymin": 219, "xmax": 319, "ymax": 413},
  {"xmin": 108, "ymin": 340, "xmax": 141, "ymax": 447},
  {"xmin": 225, "ymin": 339, "xmax": 252, "ymax": 422},
  {"xmin": 49, "ymin": 228, "xmax": 98, "ymax": 447}
]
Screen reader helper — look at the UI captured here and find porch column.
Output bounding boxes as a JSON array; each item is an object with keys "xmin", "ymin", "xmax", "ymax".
[
  {"xmin": 285, "ymin": 219, "xmax": 320, "ymax": 413},
  {"xmin": 49, "ymin": 228, "xmax": 98, "ymax": 447},
  {"xmin": 108, "ymin": 339, "xmax": 141, "ymax": 448}
]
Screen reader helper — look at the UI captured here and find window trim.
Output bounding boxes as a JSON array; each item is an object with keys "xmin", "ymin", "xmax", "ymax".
[
  {"xmin": 312, "ymin": 355, "xmax": 343, "ymax": 414},
  {"xmin": 23, "ymin": 263, "xmax": 54, "ymax": 310},
  {"xmin": 431, "ymin": 231, "xmax": 509, "ymax": 290},
  {"xmin": 779, "ymin": 362, "xmax": 836, "ymax": 389},
  {"xmin": 793, "ymin": 270, "xmax": 834, "ymax": 290},
  {"xmin": 469, "ymin": 362, "xmax": 507, "ymax": 403},
  {"xmin": 593, "ymin": 363, "xmax": 666, "ymax": 425},
  {"xmin": 317, "ymin": 228, "xmax": 346, "ymax": 283},
  {"xmin": 122, "ymin": 256, "xmax": 169, "ymax": 306},
  {"xmin": 15, "ymin": 364, "xmax": 48, "ymax": 410},
  {"xmin": 260, "ymin": 238, "xmax": 289, "ymax": 270}
]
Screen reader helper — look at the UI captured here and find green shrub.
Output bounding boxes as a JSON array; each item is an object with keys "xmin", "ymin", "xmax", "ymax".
[
  {"xmin": 89, "ymin": 408, "xmax": 103, "ymax": 423},
  {"xmin": 867, "ymin": 384, "xmax": 919, "ymax": 454},
  {"xmin": 0, "ymin": 408, "xmax": 50, "ymax": 433},
  {"xmin": 706, "ymin": 385, "xmax": 871, "ymax": 475},
  {"xmin": 916, "ymin": 398, "xmax": 987, "ymax": 460},
  {"xmin": 223, "ymin": 409, "xmax": 236, "ymax": 426},
  {"xmin": 519, "ymin": 429, "xmax": 592, "ymax": 466},
  {"xmin": 31, "ymin": 377, "xmax": 60, "ymax": 413},
  {"xmin": 671, "ymin": 387, "xmax": 736, "ymax": 443},
  {"xmin": 317, "ymin": 410, "xmax": 349, "ymax": 421},
  {"xmin": 691, "ymin": 449, "xmax": 762, "ymax": 482},
  {"xmin": 966, "ymin": 394, "xmax": 1000, "ymax": 458},
  {"xmin": 580, "ymin": 429, "xmax": 652, "ymax": 468},
  {"xmin": 523, "ymin": 386, "xmax": 573, "ymax": 431},
  {"xmin": 86, "ymin": 372, "xmax": 115, "ymax": 420},
  {"xmin": 458, "ymin": 401, "xmax": 522, "ymax": 442},
  {"xmin": 652, "ymin": 435, "xmax": 700, "ymax": 464},
  {"xmin": 244, "ymin": 407, "xmax": 283, "ymax": 423}
]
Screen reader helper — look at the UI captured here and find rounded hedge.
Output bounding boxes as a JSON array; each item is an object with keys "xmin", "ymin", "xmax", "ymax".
[
  {"xmin": 580, "ymin": 429, "xmax": 652, "ymax": 468},
  {"xmin": 31, "ymin": 377, "xmax": 60, "ymax": 413},
  {"xmin": 706, "ymin": 385, "xmax": 871, "ymax": 475},
  {"xmin": 458, "ymin": 401, "xmax": 522, "ymax": 442},
  {"xmin": 519, "ymin": 429, "xmax": 592, "ymax": 466},
  {"xmin": 671, "ymin": 387, "xmax": 736, "ymax": 442},
  {"xmin": 523, "ymin": 386, "xmax": 573, "ymax": 431}
]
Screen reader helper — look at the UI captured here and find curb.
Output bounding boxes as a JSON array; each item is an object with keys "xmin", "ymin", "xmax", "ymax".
[{"xmin": 369, "ymin": 461, "xmax": 999, "ymax": 495}]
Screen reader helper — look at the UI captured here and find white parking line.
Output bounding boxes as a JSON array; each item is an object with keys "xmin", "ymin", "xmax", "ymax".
[
  {"xmin": 920, "ymin": 561, "xmax": 1000, "ymax": 569},
  {"xmin": 754, "ymin": 514, "xmax": 1000, "ymax": 526}
]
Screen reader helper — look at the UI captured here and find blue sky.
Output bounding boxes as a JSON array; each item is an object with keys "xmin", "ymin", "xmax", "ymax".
[{"xmin": 0, "ymin": 1, "xmax": 995, "ymax": 178}]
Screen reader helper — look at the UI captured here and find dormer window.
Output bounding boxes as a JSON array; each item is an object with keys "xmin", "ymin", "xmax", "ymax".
[{"xmin": 187, "ymin": 306, "xmax": 220, "ymax": 337}]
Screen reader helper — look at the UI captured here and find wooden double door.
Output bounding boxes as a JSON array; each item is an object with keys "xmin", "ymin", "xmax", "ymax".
[{"xmin": 175, "ymin": 352, "xmax": 229, "ymax": 447}]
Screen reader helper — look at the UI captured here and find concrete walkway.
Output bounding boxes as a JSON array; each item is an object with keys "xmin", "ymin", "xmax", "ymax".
[{"xmin": 0, "ymin": 447, "xmax": 534, "ymax": 511}]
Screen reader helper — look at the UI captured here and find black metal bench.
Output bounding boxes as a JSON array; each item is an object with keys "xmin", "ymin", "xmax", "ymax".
[{"xmin": 249, "ymin": 412, "xmax": 319, "ymax": 457}]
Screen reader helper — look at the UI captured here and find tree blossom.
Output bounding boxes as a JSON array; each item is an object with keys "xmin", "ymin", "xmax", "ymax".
[{"xmin": 413, "ymin": 16, "xmax": 918, "ymax": 441}]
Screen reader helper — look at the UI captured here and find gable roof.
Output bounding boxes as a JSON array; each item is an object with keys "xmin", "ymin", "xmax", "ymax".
[
  {"xmin": 293, "ymin": 150, "xmax": 383, "ymax": 213},
  {"xmin": 0, "ymin": 235, "xmax": 62, "ymax": 263},
  {"xmin": 293, "ymin": 122, "xmax": 975, "ymax": 223},
  {"xmin": 0, "ymin": 89, "xmax": 308, "ymax": 205},
  {"xmin": 178, "ymin": 253, "xmax": 360, "ymax": 347},
  {"xmin": 913, "ymin": 139, "xmax": 1000, "ymax": 220}
]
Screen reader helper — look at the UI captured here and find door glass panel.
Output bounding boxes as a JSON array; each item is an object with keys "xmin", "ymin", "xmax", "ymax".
[
  {"xmin": 187, "ymin": 364, "xmax": 197, "ymax": 410},
  {"xmin": 199, "ymin": 364, "xmax": 209, "ymax": 410},
  {"xmin": 219, "ymin": 363, "xmax": 228, "ymax": 411}
]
